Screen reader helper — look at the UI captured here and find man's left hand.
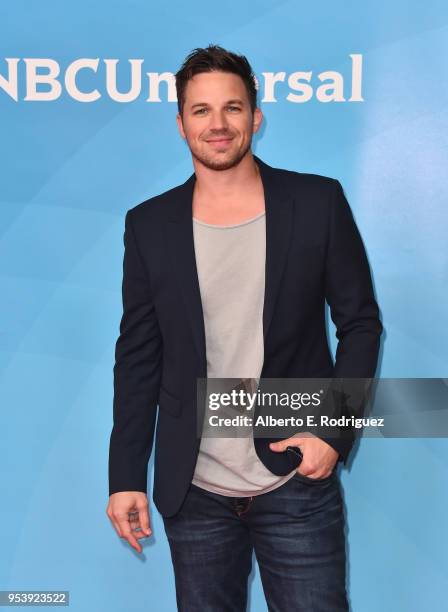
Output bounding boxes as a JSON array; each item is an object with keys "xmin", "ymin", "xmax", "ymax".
[{"xmin": 269, "ymin": 433, "xmax": 339, "ymax": 479}]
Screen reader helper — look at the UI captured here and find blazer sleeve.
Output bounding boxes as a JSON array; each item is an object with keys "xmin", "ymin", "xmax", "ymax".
[
  {"xmin": 319, "ymin": 179, "xmax": 383, "ymax": 464},
  {"xmin": 108, "ymin": 209, "xmax": 163, "ymax": 495}
]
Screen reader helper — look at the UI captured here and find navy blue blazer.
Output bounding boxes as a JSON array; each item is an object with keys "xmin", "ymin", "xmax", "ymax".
[{"xmin": 108, "ymin": 154, "xmax": 383, "ymax": 517}]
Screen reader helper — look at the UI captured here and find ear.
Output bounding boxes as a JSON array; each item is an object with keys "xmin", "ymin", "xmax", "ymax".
[
  {"xmin": 176, "ymin": 112, "xmax": 186, "ymax": 139},
  {"xmin": 252, "ymin": 107, "xmax": 263, "ymax": 135}
]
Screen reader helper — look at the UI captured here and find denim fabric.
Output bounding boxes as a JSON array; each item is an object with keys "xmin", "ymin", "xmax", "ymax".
[{"xmin": 162, "ymin": 470, "xmax": 349, "ymax": 611}]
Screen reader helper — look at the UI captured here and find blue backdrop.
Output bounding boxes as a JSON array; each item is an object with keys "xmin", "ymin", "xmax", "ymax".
[{"xmin": 1, "ymin": 1, "xmax": 447, "ymax": 610}]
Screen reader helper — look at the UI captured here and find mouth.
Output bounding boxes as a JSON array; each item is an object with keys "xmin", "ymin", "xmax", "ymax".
[{"xmin": 206, "ymin": 137, "xmax": 233, "ymax": 146}]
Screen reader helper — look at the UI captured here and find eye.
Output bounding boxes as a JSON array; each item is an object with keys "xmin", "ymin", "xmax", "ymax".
[
  {"xmin": 227, "ymin": 106, "xmax": 241, "ymax": 111},
  {"xmin": 194, "ymin": 108, "xmax": 207, "ymax": 115}
]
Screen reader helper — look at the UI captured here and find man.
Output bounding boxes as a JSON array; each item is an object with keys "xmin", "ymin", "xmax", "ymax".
[{"xmin": 107, "ymin": 44, "xmax": 382, "ymax": 611}]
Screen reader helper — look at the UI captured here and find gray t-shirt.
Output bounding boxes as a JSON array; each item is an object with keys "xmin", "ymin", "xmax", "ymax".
[{"xmin": 191, "ymin": 210, "xmax": 296, "ymax": 496}]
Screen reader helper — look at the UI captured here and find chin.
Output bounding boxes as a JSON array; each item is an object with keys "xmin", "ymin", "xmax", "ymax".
[{"xmin": 194, "ymin": 146, "xmax": 250, "ymax": 171}]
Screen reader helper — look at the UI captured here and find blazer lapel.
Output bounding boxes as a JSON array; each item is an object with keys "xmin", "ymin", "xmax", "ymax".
[
  {"xmin": 259, "ymin": 156, "xmax": 294, "ymax": 346},
  {"xmin": 166, "ymin": 174, "xmax": 206, "ymax": 372},
  {"xmin": 166, "ymin": 154, "xmax": 294, "ymax": 371}
]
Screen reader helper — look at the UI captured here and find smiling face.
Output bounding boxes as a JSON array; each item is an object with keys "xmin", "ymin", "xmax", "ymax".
[{"xmin": 176, "ymin": 71, "xmax": 263, "ymax": 171}]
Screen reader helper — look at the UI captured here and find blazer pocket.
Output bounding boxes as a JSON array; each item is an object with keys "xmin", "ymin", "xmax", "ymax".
[{"xmin": 158, "ymin": 385, "xmax": 182, "ymax": 417}]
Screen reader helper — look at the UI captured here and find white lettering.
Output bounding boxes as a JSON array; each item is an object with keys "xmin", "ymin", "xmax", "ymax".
[
  {"xmin": 316, "ymin": 71, "xmax": 345, "ymax": 102},
  {"xmin": 287, "ymin": 71, "xmax": 313, "ymax": 103},
  {"xmin": 0, "ymin": 56, "xmax": 364, "ymax": 104},
  {"xmin": 24, "ymin": 58, "xmax": 61, "ymax": 101},
  {"xmin": 146, "ymin": 71, "xmax": 176, "ymax": 102},
  {"xmin": 105, "ymin": 59, "xmax": 144, "ymax": 103},
  {"xmin": 0, "ymin": 58, "xmax": 19, "ymax": 101},
  {"xmin": 65, "ymin": 58, "xmax": 101, "ymax": 102},
  {"xmin": 349, "ymin": 53, "xmax": 364, "ymax": 101},
  {"xmin": 261, "ymin": 71, "xmax": 286, "ymax": 102}
]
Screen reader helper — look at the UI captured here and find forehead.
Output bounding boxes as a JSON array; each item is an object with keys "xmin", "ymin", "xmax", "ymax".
[{"xmin": 184, "ymin": 71, "xmax": 248, "ymax": 104}]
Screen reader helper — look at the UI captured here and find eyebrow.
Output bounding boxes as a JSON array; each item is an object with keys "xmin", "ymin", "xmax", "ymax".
[{"xmin": 190, "ymin": 99, "xmax": 245, "ymax": 110}]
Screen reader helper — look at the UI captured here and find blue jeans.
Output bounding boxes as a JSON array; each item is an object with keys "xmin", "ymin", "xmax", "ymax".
[{"xmin": 162, "ymin": 470, "xmax": 349, "ymax": 611}]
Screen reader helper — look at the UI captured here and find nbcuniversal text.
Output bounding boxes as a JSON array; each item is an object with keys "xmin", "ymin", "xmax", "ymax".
[{"xmin": 1, "ymin": 55, "xmax": 364, "ymax": 103}]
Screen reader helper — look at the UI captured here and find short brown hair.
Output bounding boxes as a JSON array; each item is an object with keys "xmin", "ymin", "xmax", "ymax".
[{"xmin": 175, "ymin": 44, "xmax": 258, "ymax": 117}]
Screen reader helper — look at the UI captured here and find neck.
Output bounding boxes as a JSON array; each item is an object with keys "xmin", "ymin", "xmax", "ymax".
[{"xmin": 192, "ymin": 151, "xmax": 260, "ymax": 202}]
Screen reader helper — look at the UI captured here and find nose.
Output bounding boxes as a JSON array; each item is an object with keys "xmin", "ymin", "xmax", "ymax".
[{"xmin": 207, "ymin": 109, "xmax": 230, "ymax": 132}]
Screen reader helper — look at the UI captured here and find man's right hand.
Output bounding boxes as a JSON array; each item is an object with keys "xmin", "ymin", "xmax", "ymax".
[{"xmin": 106, "ymin": 491, "xmax": 152, "ymax": 553}]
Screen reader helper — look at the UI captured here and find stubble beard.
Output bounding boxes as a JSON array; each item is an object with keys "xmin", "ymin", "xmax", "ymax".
[{"xmin": 188, "ymin": 136, "xmax": 253, "ymax": 171}]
